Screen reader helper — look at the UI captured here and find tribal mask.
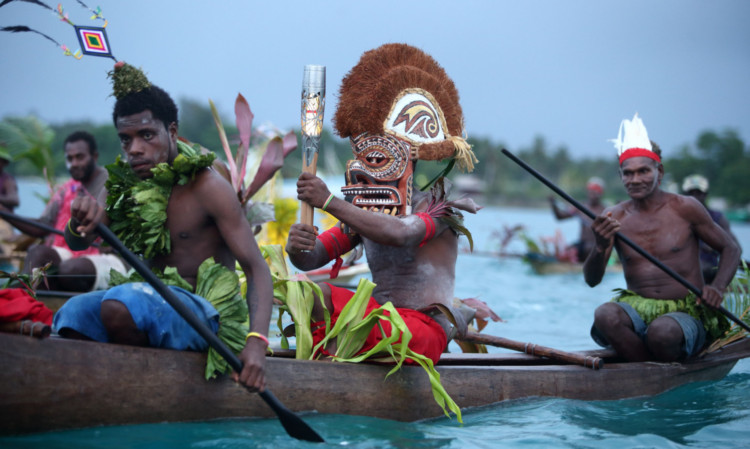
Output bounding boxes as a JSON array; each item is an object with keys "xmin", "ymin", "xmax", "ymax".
[
  {"xmin": 334, "ymin": 43, "xmax": 477, "ymax": 217},
  {"xmin": 342, "ymin": 132, "xmax": 414, "ymax": 216}
]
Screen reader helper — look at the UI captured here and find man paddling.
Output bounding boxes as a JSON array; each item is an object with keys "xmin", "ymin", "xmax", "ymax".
[
  {"xmin": 549, "ymin": 177, "xmax": 606, "ymax": 263},
  {"xmin": 584, "ymin": 113, "xmax": 740, "ymax": 362},
  {"xmin": 0, "ymin": 131, "xmax": 126, "ymax": 291},
  {"xmin": 52, "ymin": 63, "xmax": 274, "ymax": 391},
  {"xmin": 286, "ymin": 44, "xmax": 480, "ymax": 364}
]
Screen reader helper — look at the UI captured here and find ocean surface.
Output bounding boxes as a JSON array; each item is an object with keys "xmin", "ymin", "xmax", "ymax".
[{"xmin": 2, "ymin": 179, "xmax": 750, "ymax": 448}]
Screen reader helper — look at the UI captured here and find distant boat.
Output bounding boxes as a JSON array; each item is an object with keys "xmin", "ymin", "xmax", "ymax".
[
  {"xmin": 726, "ymin": 209, "xmax": 750, "ymax": 223},
  {"xmin": 453, "ymin": 174, "xmax": 486, "ymax": 196},
  {"xmin": 523, "ymin": 252, "xmax": 622, "ymax": 276},
  {"xmin": 305, "ymin": 263, "xmax": 370, "ymax": 284}
]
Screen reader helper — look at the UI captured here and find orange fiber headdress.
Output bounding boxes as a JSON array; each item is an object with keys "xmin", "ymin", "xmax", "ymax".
[{"xmin": 333, "ymin": 43, "xmax": 476, "ymax": 172}]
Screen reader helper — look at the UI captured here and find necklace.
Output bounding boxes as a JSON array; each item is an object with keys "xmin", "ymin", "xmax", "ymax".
[{"xmin": 105, "ymin": 140, "xmax": 215, "ymax": 258}]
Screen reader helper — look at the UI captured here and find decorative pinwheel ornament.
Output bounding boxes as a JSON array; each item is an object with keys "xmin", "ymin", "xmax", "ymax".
[{"xmin": 0, "ymin": 0, "xmax": 116, "ymax": 61}]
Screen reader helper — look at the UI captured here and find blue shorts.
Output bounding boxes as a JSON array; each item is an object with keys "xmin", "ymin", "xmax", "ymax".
[
  {"xmin": 53, "ymin": 282, "xmax": 219, "ymax": 351},
  {"xmin": 590, "ymin": 301, "xmax": 706, "ymax": 357}
]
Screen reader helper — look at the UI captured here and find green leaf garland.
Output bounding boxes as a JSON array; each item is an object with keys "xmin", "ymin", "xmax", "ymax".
[{"xmin": 105, "ymin": 140, "xmax": 215, "ymax": 258}]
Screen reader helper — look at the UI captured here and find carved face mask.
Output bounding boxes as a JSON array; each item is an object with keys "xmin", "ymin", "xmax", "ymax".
[{"xmin": 342, "ymin": 132, "xmax": 414, "ymax": 216}]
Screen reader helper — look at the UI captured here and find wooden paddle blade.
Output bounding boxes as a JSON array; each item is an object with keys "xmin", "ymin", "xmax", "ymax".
[{"xmin": 259, "ymin": 390, "xmax": 324, "ymax": 442}]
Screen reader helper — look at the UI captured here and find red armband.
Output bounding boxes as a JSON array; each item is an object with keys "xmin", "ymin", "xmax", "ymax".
[
  {"xmin": 414, "ymin": 212, "xmax": 436, "ymax": 247},
  {"xmin": 317, "ymin": 226, "xmax": 354, "ymax": 279}
]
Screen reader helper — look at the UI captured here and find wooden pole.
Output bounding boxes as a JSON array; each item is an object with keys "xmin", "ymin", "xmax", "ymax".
[
  {"xmin": 461, "ymin": 331, "xmax": 604, "ymax": 369},
  {"xmin": 300, "ymin": 151, "xmax": 318, "ymax": 226}
]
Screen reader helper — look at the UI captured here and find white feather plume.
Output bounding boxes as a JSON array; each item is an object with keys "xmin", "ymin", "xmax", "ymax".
[{"xmin": 609, "ymin": 112, "xmax": 652, "ymax": 157}]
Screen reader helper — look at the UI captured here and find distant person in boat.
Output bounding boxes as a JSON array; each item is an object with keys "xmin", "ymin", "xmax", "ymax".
[
  {"xmin": 0, "ymin": 147, "xmax": 19, "ymax": 212},
  {"xmin": 286, "ymin": 44, "xmax": 480, "ymax": 365},
  {"xmin": 0, "ymin": 131, "xmax": 127, "ymax": 291},
  {"xmin": 681, "ymin": 174, "xmax": 742, "ymax": 284},
  {"xmin": 549, "ymin": 177, "xmax": 606, "ymax": 262},
  {"xmin": 584, "ymin": 114, "xmax": 740, "ymax": 362},
  {"xmin": 0, "ymin": 147, "xmax": 20, "ymax": 268},
  {"xmin": 52, "ymin": 62, "xmax": 273, "ymax": 391}
]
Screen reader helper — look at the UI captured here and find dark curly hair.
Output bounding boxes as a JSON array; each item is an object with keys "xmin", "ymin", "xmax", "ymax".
[
  {"xmin": 112, "ymin": 84, "xmax": 179, "ymax": 129},
  {"xmin": 64, "ymin": 130, "xmax": 98, "ymax": 155}
]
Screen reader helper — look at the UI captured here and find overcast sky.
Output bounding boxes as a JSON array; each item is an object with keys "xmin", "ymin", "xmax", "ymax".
[{"xmin": 1, "ymin": 0, "xmax": 749, "ymax": 160}]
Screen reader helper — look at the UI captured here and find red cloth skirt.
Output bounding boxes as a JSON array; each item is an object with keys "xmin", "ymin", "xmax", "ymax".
[
  {"xmin": 311, "ymin": 284, "xmax": 446, "ymax": 364},
  {"xmin": 0, "ymin": 288, "xmax": 53, "ymax": 325}
]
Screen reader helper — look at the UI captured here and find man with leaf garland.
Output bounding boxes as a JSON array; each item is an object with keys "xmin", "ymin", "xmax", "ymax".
[
  {"xmin": 286, "ymin": 44, "xmax": 480, "ymax": 369},
  {"xmin": 52, "ymin": 62, "xmax": 274, "ymax": 391},
  {"xmin": 584, "ymin": 114, "xmax": 740, "ymax": 363},
  {"xmin": 1, "ymin": 131, "xmax": 127, "ymax": 291}
]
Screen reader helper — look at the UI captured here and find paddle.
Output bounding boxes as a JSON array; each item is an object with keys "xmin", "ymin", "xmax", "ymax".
[
  {"xmin": 501, "ymin": 148, "xmax": 750, "ymax": 334},
  {"xmin": 460, "ymin": 331, "xmax": 603, "ymax": 369},
  {"xmin": 0, "ymin": 209, "xmax": 99, "ymax": 248},
  {"xmin": 0, "ymin": 209, "xmax": 64, "ymax": 236},
  {"xmin": 94, "ymin": 223, "xmax": 325, "ymax": 443}
]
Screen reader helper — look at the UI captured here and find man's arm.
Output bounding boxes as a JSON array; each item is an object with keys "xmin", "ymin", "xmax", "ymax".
[
  {"xmin": 583, "ymin": 208, "xmax": 620, "ymax": 287},
  {"xmin": 686, "ymin": 198, "xmax": 740, "ymax": 308},
  {"xmin": 549, "ymin": 197, "xmax": 574, "ymax": 220},
  {"xmin": 286, "ymin": 223, "xmax": 330, "ymax": 270},
  {"xmin": 199, "ymin": 171, "xmax": 273, "ymax": 392},
  {"xmin": 1, "ymin": 192, "xmax": 60, "ymax": 238},
  {"xmin": 0, "ymin": 175, "xmax": 19, "ymax": 210},
  {"xmin": 716, "ymin": 213, "xmax": 742, "ymax": 254}
]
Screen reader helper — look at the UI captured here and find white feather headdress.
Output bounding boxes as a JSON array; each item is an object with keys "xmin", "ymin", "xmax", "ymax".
[{"xmin": 610, "ymin": 113, "xmax": 660, "ymax": 164}]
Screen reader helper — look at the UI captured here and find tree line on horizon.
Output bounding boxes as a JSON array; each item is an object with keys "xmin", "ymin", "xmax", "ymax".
[{"xmin": 2, "ymin": 97, "xmax": 749, "ymax": 209}]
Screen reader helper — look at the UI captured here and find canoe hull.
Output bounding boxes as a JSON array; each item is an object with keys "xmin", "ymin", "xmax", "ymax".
[{"xmin": 1, "ymin": 334, "xmax": 748, "ymax": 435}]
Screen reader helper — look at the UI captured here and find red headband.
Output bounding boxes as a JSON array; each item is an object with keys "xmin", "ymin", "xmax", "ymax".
[{"xmin": 619, "ymin": 148, "xmax": 661, "ymax": 165}]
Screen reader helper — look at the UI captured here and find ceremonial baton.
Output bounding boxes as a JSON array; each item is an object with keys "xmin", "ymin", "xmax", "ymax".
[
  {"xmin": 501, "ymin": 148, "xmax": 750, "ymax": 334},
  {"xmin": 300, "ymin": 65, "xmax": 326, "ymax": 226}
]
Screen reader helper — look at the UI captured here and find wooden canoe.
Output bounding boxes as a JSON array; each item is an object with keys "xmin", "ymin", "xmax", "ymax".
[{"xmin": 1, "ymin": 333, "xmax": 748, "ymax": 435}]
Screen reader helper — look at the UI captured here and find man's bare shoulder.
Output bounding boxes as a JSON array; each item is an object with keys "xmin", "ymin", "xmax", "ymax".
[
  {"xmin": 187, "ymin": 167, "xmax": 239, "ymax": 206},
  {"xmin": 668, "ymin": 192, "xmax": 713, "ymax": 223},
  {"xmin": 603, "ymin": 201, "xmax": 629, "ymax": 218},
  {"xmin": 190, "ymin": 167, "xmax": 232, "ymax": 190}
]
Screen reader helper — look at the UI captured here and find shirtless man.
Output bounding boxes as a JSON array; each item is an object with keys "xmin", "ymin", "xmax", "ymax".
[
  {"xmin": 0, "ymin": 149, "xmax": 20, "ymax": 264},
  {"xmin": 584, "ymin": 114, "xmax": 740, "ymax": 362},
  {"xmin": 285, "ymin": 44, "xmax": 478, "ymax": 364},
  {"xmin": 549, "ymin": 177, "xmax": 606, "ymax": 262},
  {"xmin": 0, "ymin": 148, "xmax": 19, "ymax": 212},
  {"xmin": 1, "ymin": 131, "xmax": 126, "ymax": 291},
  {"xmin": 681, "ymin": 174, "xmax": 742, "ymax": 283},
  {"xmin": 52, "ymin": 63, "xmax": 273, "ymax": 390}
]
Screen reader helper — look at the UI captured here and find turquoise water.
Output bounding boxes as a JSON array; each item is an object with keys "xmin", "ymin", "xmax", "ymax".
[{"xmin": 3, "ymin": 184, "xmax": 750, "ymax": 448}]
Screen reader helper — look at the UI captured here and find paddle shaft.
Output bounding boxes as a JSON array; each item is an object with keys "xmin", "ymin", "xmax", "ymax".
[
  {"xmin": 95, "ymin": 223, "xmax": 324, "ymax": 442},
  {"xmin": 0, "ymin": 209, "xmax": 64, "ymax": 236},
  {"xmin": 501, "ymin": 148, "xmax": 750, "ymax": 334},
  {"xmin": 462, "ymin": 331, "xmax": 603, "ymax": 369},
  {"xmin": 0, "ymin": 209, "xmax": 100, "ymax": 248}
]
